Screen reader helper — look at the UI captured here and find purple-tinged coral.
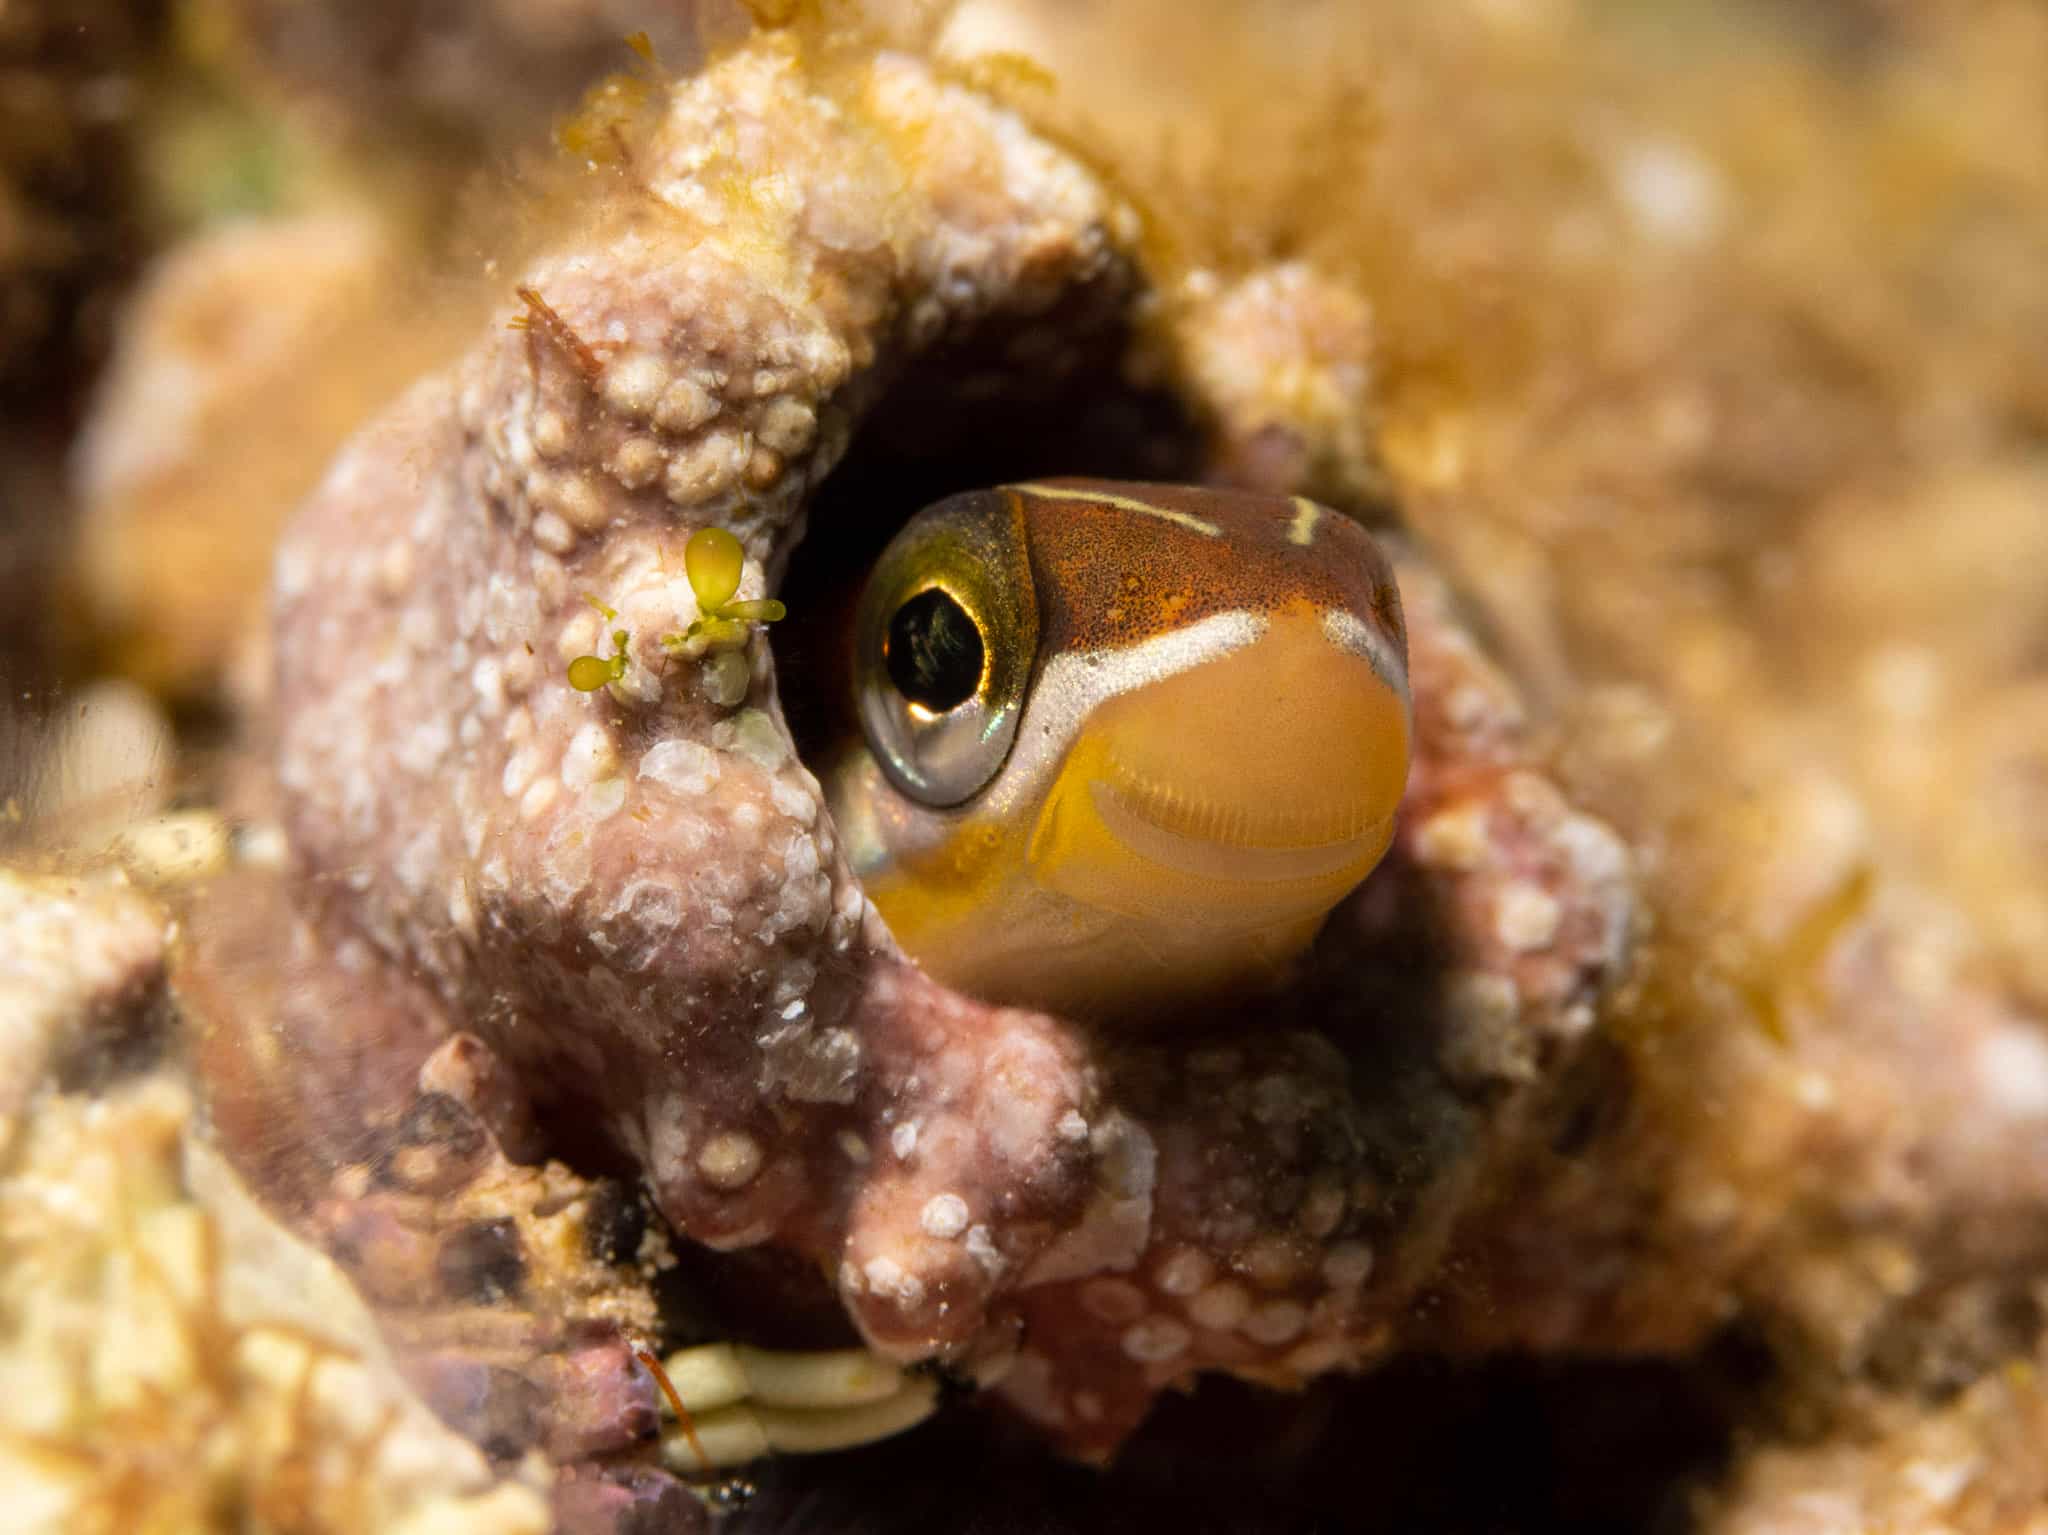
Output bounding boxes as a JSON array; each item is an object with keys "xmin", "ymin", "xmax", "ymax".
[{"xmin": 201, "ymin": 37, "xmax": 1641, "ymax": 1465}]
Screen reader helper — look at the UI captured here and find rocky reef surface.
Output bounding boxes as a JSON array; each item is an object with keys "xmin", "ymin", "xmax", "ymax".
[{"xmin": 3, "ymin": 2, "xmax": 2047, "ymax": 1532}]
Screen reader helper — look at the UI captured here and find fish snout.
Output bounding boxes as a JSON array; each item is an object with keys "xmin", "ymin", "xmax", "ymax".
[{"xmin": 1030, "ymin": 606, "xmax": 1411, "ymax": 929}]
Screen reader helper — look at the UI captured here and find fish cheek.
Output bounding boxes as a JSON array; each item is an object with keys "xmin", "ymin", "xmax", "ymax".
[{"xmin": 860, "ymin": 809, "xmax": 1019, "ymax": 963}]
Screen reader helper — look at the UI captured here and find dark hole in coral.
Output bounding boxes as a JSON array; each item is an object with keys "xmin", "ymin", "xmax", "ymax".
[
  {"xmin": 774, "ymin": 305, "xmax": 1206, "ymax": 771},
  {"xmin": 1546, "ymin": 1037, "xmax": 1636, "ymax": 1159},
  {"xmin": 437, "ymin": 1215, "xmax": 528, "ymax": 1304},
  {"xmin": 728, "ymin": 1348, "xmax": 1752, "ymax": 1535},
  {"xmin": 582, "ymin": 1177, "xmax": 651, "ymax": 1267},
  {"xmin": 1294, "ymin": 839, "xmax": 1512, "ymax": 1231},
  {"xmin": 666, "ymin": 1241, "xmax": 872, "ymax": 1354},
  {"xmin": 51, "ymin": 985, "xmax": 174, "ymax": 1098}
]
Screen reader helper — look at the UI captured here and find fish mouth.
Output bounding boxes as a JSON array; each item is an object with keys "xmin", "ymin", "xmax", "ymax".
[
  {"xmin": 1028, "ymin": 609, "xmax": 1411, "ymax": 921},
  {"xmin": 1090, "ymin": 769, "xmax": 1393, "ymax": 886}
]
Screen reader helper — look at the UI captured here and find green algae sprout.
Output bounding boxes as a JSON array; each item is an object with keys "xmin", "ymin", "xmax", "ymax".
[
  {"xmin": 665, "ymin": 526, "xmax": 785, "ymax": 656},
  {"xmin": 566, "ymin": 530, "xmax": 785, "ymax": 691},
  {"xmin": 567, "ymin": 596, "xmax": 632, "ymax": 691}
]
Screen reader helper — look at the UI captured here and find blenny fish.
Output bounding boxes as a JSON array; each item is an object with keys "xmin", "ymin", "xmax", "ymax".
[{"xmin": 828, "ymin": 479, "xmax": 1412, "ymax": 1019}]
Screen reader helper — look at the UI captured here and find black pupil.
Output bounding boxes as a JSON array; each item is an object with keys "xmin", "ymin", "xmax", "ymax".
[{"xmin": 886, "ymin": 589, "xmax": 984, "ymax": 711}]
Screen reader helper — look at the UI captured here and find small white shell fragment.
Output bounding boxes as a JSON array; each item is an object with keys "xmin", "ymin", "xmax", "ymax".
[
  {"xmin": 611, "ymin": 436, "xmax": 664, "ymax": 489},
  {"xmin": 655, "ymin": 1341, "xmax": 914, "ymax": 1422},
  {"xmin": 583, "ymin": 777, "xmax": 628, "ymax": 821},
  {"xmin": 735, "ymin": 1345, "xmax": 906, "ymax": 1409},
  {"xmin": 697, "ymin": 1130, "xmax": 764, "ymax": 1189},
  {"xmin": 755, "ymin": 397, "xmax": 816, "ymax": 455},
  {"xmin": 920, "ymin": 1193, "xmax": 970, "ymax": 1239},
  {"xmin": 654, "ymin": 376, "xmax": 717, "ymax": 433},
  {"xmin": 1242, "ymin": 1299, "xmax": 1308, "ymax": 1346},
  {"xmin": 561, "ymin": 722, "xmax": 618, "ymax": 791},
  {"xmin": 231, "ymin": 820, "xmax": 290, "ymax": 870},
  {"xmin": 752, "ymin": 1378, "xmax": 939, "ymax": 1454},
  {"xmin": 109, "ymin": 811, "xmax": 231, "ymax": 885},
  {"xmin": 660, "ymin": 1404, "xmax": 771, "ymax": 1473},
  {"xmin": 1154, "ymin": 1247, "xmax": 1214, "ymax": 1298},
  {"xmin": 531, "ymin": 510, "xmax": 577, "ymax": 554},
  {"xmin": 639, "ymin": 738, "xmax": 719, "ymax": 796},
  {"xmin": 1495, "ymin": 880, "xmax": 1563, "ymax": 952},
  {"xmin": 658, "ymin": 1377, "xmax": 939, "ymax": 1471},
  {"xmin": 1322, "ymin": 1241, "xmax": 1376, "ymax": 1289},
  {"xmin": 603, "ymin": 353, "xmax": 671, "ymax": 418},
  {"xmin": 1187, "ymin": 1281, "xmax": 1251, "ymax": 1331},
  {"xmin": 1120, "ymin": 1316, "xmax": 1192, "ymax": 1363},
  {"xmin": 702, "ymin": 648, "xmax": 751, "ymax": 708},
  {"xmin": 658, "ymin": 1343, "xmax": 751, "ymax": 1413}
]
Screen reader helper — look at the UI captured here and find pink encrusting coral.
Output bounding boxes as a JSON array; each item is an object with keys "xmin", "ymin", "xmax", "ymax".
[{"xmin": 246, "ymin": 37, "xmax": 1636, "ymax": 1462}]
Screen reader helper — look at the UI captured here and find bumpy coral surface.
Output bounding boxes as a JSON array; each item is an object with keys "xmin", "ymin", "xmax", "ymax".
[
  {"xmin": 0, "ymin": 870, "xmax": 563, "ymax": 1535},
  {"xmin": 191, "ymin": 35, "xmax": 1638, "ymax": 1465}
]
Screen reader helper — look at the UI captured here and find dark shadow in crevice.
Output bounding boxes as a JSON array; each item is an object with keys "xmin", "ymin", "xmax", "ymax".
[
  {"xmin": 1293, "ymin": 842, "xmax": 1501, "ymax": 1241},
  {"xmin": 730, "ymin": 1341, "xmax": 1759, "ymax": 1535},
  {"xmin": 774, "ymin": 308, "xmax": 1207, "ymax": 771}
]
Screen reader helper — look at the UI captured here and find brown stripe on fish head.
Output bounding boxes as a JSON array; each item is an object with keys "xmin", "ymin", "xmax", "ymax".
[{"xmin": 1007, "ymin": 480, "xmax": 1405, "ymax": 671}]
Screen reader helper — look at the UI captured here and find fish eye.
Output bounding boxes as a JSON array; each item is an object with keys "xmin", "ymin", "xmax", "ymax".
[
  {"xmin": 885, "ymin": 589, "xmax": 985, "ymax": 713},
  {"xmin": 854, "ymin": 491, "xmax": 1037, "ymax": 808}
]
